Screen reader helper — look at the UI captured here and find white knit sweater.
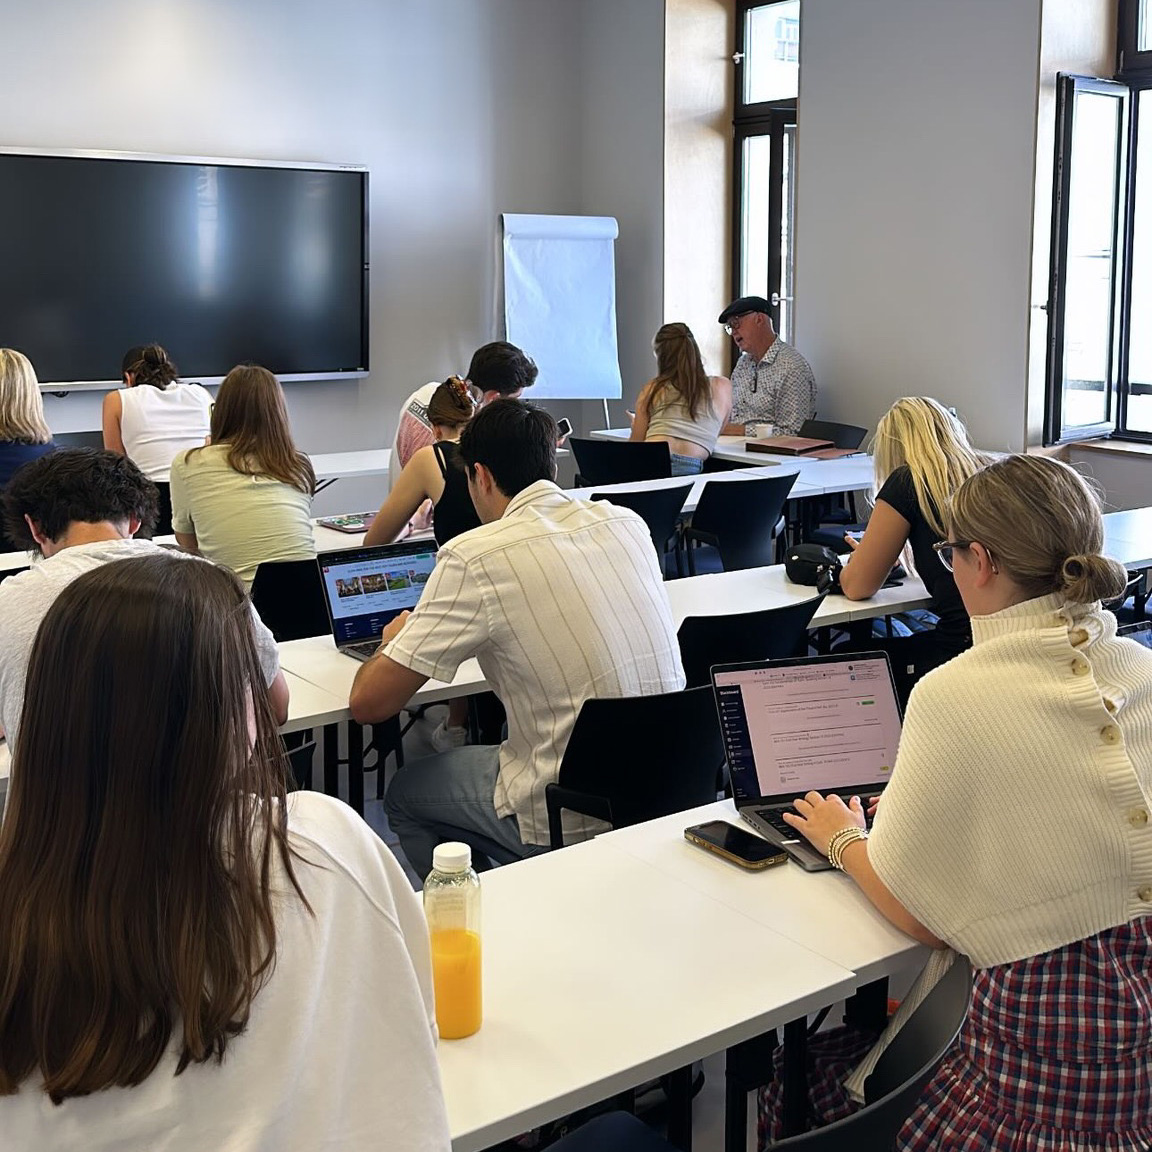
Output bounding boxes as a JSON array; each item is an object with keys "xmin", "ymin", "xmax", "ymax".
[{"xmin": 868, "ymin": 593, "xmax": 1152, "ymax": 969}]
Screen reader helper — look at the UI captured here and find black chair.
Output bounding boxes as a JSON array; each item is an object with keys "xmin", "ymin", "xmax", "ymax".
[
  {"xmin": 799, "ymin": 419, "xmax": 869, "ymax": 450},
  {"xmin": 545, "ymin": 685, "xmax": 724, "ymax": 848},
  {"xmin": 683, "ymin": 473, "xmax": 797, "ymax": 574},
  {"xmin": 677, "ymin": 597, "xmax": 825, "ymax": 687},
  {"xmin": 766, "ymin": 959, "xmax": 971, "ymax": 1151},
  {"xmin": 591, "ymin": 483, "xmax": 693, "ymax": 576},
  {"xmin": 570, "ymin": 438, "xmax": 672, "ymax": 486},
  {"xmin": 250, "ymin": 559, "xmax": 331, "ymax": 642}
]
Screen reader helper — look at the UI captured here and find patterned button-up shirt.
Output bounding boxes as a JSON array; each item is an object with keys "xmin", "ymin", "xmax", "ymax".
[{"xmin": 730, "ymin": 337, "xmax": 817, "ymax": 434}]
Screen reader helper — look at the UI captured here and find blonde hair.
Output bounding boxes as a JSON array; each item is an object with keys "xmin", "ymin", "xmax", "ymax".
[
  {"xmin": 0, "ymin": 350, "xmax": 51, "ymax": 445},
  {"xmin": 872, "ymin": 397, "xmax": 987, "ymax": 538},
  {"xmin": 948, "ymin": 455, "xmax": 1127, "ymax": 604}
]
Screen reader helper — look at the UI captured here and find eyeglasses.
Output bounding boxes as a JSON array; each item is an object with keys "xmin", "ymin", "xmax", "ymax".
[
  {"xmin": 723, "ymin": 313, "xmax": 751, "ymax": 335},
  {"xmin": 932, "ymin": 539, "xmax": 972, "ymax": 572}
]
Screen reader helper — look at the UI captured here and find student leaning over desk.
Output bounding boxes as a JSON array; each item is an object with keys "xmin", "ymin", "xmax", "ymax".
[{"xmin": 784, "ymin": 455, "xmax": 1152, "ymax": 1152}]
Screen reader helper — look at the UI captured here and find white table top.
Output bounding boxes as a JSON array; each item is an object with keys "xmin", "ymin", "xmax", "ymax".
[
  {"xmin": 595, "ymin": 800, "xmax": 927, "ymax": 986},
  {"xmin": 568, "ymin": 463, "xmax": 818, "ymax": 510},
  {"xmin": 438, "ymin": 840, "xmax": 857, "ymax": 1151},
  {"xmin": 588, "ymin": 428, "xmax": 875, "ymax": 496},
  {"xmin": 309, "ymin": 449, "xmax": 392, "ymax": 481}
]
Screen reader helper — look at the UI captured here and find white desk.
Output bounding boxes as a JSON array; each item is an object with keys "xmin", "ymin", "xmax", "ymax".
[
  {"xmin": 438, "ymin": 840, "xmax": 857, "ymax": 1152},
  {"xmin": 309, "ymin": 449, "xmax": 392, "ymax": 494},
  {"xmin": 595, "ymin": 800, "xmax": 926, "ymax": 987},
  {"xmin": 1103, "ymin": 509, "xmax": 1152, "ymax": 571},
  {"xmin": 568, "ymin": 464, "xmax": 817, "ymax": 510},
  {"xmin": 588, "ymin": 429, "xmax": 875, "ymax": 497}
]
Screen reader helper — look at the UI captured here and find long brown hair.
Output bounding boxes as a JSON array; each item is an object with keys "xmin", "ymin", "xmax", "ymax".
[
  {"xmin": 0, "ymin": 555, "xmax": 306, "ymax": 1102},
  {"xmin": 189, "ymin": 364, "xmax": 315, "ymax": 494},
  {"xmin": 649, "ymin": 322, "xmax": 712, "ymax": 420}
]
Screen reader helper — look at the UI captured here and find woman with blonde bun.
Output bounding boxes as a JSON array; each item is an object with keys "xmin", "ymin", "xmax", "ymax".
[
  {"xmin": 839, "ymin": 396, "xmax": 988, "ymax": 704},
  {"xmin": 784, "ymin": 455, "xmax": 1152, "ymax": 1151}
]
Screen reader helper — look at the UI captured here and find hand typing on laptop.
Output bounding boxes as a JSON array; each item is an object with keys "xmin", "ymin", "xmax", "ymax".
[{"xmin": 782, "ymin": 791, "xmax": 867, "ymax": 859}]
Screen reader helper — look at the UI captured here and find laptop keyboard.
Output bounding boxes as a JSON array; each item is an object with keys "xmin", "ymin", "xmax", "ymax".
[
  {"xmin": 344, "ymin": 640, "xmax": 380, "ymax": 660},
  {"xmin": 755, "ymin": 806, "xmax": 875, "ymax": 836}
]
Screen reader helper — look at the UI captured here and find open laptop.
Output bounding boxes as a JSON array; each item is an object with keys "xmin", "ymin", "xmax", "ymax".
[
  {"xmin": 711, "ymin": 651, "xmax": 903, "ymax": 872},
  {"xmin": 318, "ymin": 541, "xmax": 438, "ymax": 661}
]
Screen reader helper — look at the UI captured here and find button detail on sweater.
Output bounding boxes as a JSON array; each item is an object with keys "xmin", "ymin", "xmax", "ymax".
[
  {"xmin": 1129, "ymin": 808, "xmax": 1149, "ymax": 827},
  {"xmin": 1070, "ymin": 627, "xmax": 1090, "ymax": 646},
  {"xmin": 1101, "ymin": 725, "xmax": 1121, "ymax": 745},
  {"xmin": 1071, "ymin": 657, "xmax": 1090, "ymax": 676},
  {"xmin": 1140, "ymin": 887, "xmax": 1152, "ymax": 903},
  {"xmin": 1104, "ymin": 698, "xmax": 1118, "ymax": 714}
]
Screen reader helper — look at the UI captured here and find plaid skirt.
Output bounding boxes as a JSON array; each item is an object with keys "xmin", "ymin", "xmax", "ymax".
[{"xmin": 900, "ymin": 916, "xmax": 1152, "ymax": 1151}]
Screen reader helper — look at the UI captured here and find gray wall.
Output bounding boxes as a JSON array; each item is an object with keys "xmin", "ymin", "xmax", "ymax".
[
  {"xmin": 2, "ymin": 0, "xmax": 656, "ymax": 509},
  {"xmin": 793, "ymin": 0, "xmax": 1044, "ymax": 451}
]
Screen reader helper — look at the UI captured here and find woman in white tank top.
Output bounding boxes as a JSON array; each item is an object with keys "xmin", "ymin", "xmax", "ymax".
[
  {"xmin": 629, "ymin": 322, "xmax": 731, "ymax": 475},
  {"xmin": 102, "ymin": 344, "xmax": 213, "ymax": 534}
]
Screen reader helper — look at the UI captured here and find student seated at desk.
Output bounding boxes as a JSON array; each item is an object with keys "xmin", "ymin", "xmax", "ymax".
[
  {"xmin": 102, "ymin": 344, "xmax": 212, "ymax": 536},
  {"xmin": 838, "ymin": 397, "xmax": 987, "ymax": 706},
  {"xmin": 0, "ymin": 556, "xmax": 449, "ymax": 1152},
  {"xmin": 366, "ymin": 376, "xmax": 479, "ymax": 548},
  {"xmin": 0, "ymin": 349, "xmax": 55, "ymax": 550},
  {"xmin": 169, "ymin": 365, "xmax": 316, "ymax": 590},
  {"xmin": 785, "ymin": 455, "xmax": 1152, "ymax": 1152},
  {"xmin": 0, "ymin": 449, "xmax": 287, "ymax": 757},
  {"xmin": 629, "ymin": 322, "xmax": 731, "ymax": 476},
  {"xmin": 351, "ymin": 400, "xmax": 685, "ymax": 879}
]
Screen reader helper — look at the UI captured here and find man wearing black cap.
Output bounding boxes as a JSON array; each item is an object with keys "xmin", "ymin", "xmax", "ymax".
[{"xmin": 718, "ymin": 295, "xmax": 816, "ymax": 436}]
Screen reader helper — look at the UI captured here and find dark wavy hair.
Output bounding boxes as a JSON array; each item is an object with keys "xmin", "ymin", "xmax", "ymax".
[{"xmin": 0, "ymin": 554, "xmax": 306, "ymax": 1102}]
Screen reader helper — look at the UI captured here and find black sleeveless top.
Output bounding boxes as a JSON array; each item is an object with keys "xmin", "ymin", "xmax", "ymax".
[{"xmin": 432, "ymin": 441, "xmax": 482, "ymax": 546}]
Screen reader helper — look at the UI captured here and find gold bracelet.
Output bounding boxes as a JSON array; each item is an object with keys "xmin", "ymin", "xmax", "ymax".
[{"xmin": 827, "ymin": 826, "xmax": 868, "ymax": 871}]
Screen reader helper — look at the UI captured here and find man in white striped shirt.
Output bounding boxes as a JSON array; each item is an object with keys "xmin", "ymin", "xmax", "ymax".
[{"xmin": 351, "ymin": 401, "xmax": 685, "ymax": 878}]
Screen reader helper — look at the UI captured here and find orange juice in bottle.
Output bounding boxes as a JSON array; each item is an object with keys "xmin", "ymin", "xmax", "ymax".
[{"xmin": 424, "ymin": 843, "xmax": 482, "ymax": 1038}]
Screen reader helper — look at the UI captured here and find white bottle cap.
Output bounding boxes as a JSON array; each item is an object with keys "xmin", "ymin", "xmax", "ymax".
[{"xmin": 432, "ymin": 842, "xmax": 472, "ymax": 874}]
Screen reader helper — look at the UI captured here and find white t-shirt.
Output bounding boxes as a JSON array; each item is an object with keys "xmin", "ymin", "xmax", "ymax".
[
  {"xmin": 389, "ymin": 382, "xmax": 438, "ymax": 490},
  {"xmin": 119, "ymin": 382, "xmax": 214, "ymax": 482},
  {"xmin": 0, "ymin": 538, "xmax": 281, "ymax": 756},
  {"xmin": 0, "ymin": 792, "xmax": 451, "ymax": 1152},
  {"xmin": 170, "ymin": 444, "xmax": 315, "ymax": 590}
]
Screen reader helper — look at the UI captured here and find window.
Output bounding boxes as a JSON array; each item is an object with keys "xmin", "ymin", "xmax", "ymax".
[
  {"xmin": 733, "ymin": 1, "xmax": 799, "ymax": 346},
  {"xmin": 1045, "ymin": 25, "xmax": 1152, "ymax": 443}
]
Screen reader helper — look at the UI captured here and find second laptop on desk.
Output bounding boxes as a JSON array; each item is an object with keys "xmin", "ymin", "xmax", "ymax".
[
  {"xmin": 318, "ymin": 540, "xmax": 438, "ymax": 661},
  {"xmin": 712, "ymin": 651, "xmax": 903, "ymax": 872}
]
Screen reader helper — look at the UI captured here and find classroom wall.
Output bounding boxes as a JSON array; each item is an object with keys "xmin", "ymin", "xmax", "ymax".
[
  {"xmin": 0, "ymin": 0, "xmax": 612, "ymax": 510},
  {"xmin": 792, "ymin": 0, "xmax": 1045, "ymax": 451}
]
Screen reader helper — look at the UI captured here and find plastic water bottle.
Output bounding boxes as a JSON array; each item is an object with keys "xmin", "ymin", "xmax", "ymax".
[{"xmin": 424, "ymin": 842, "xmax": 482, "ymax": 1038}]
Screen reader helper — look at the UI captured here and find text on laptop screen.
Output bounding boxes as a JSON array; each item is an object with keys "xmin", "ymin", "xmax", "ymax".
[
  {"xmin": 320, "ymin": 548, "xmax": 437, "ymax": 642},
  {"xmin": 715, "ymin": 657, "xmax": 901, "ymax": 800}
]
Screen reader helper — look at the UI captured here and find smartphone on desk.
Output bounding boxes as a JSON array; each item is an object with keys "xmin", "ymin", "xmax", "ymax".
[{"xmin": 684, "ymin": 820, "xmax": 790, "ymax": 871}]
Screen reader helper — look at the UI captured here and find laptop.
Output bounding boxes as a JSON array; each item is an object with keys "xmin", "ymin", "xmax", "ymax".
[
  {"xmin": 711, "ymin": 651, "xmax": 903, "ymax": 872},
  {"xmin": 318, "ymin": 541, "xmax": 439, "ymax": 661}
]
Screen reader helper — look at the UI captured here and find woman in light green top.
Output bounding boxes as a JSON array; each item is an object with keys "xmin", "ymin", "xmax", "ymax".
[{"xmin": 170, "ymin": 365, "xmax": 316, "ymax": 589}]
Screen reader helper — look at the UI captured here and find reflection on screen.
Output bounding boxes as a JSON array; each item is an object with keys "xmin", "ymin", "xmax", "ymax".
[
  {"xmin": 321, "ymin": 550, "xmax": 436, "ymax": 642},
  {"xmin": 715, "ymin": 658, "xmax": 902, "ymax": 800}
]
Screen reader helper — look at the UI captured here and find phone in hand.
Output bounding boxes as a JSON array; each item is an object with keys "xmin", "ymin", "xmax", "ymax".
[
  {"xmin": 684, "ymin": 820, "xmax": 790, "ymax": 870},
  {"xmin": 556, "ymin": 417, "xmax": 573, "ymax": 440}
]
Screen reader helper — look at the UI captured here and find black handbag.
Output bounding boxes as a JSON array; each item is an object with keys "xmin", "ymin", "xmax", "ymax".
[{"xmin": 784, "ymin": 543, "xmax": 843, "ymax": 594}]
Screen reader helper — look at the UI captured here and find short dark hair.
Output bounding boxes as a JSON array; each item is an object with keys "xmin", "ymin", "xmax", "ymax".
[
  {"xmin": 466, "ymin": 342, "xmax": 538, "ymax": 396},
  {"xmin": 457, "ymin": 399, "xmax": 556, "ymax": 498},
  {"xmin": 2, "ymin": 448, "xmax": 159, "ymax": 548}
]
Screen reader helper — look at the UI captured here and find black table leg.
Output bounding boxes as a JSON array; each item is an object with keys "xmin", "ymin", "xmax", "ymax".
[
  {"xmin": 323, "ymin": 723, "xmax": 339, "ymax": 796},
  {"xmin": 347, "ymin": 721, "xmax": 364, "ymax": 816},
  {"xmin": 664, "ymin": 1064, "xmax": 694, "ymax": 1151},
  {"xmin": 780, "ymin": 1017, "xmax": 808, "ymax": 1137}
]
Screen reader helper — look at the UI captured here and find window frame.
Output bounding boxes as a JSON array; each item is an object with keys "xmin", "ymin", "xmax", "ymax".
[{"xmin": 1118, "ymin": 0, "xmax": 1152, "ymax": 81}]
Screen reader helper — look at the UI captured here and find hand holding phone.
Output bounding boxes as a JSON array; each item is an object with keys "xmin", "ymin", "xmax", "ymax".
[
  {"xmin": 684, "ymin": 820, "xmax": 789, "ymax": 871},
  {"xmin": 555, "ymin": 417, "xmax": 572, "ymax": 445}
]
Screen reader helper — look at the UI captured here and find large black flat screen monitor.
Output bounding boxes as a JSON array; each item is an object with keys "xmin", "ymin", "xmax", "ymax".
[{"xmin": 0, "ymin": 150, "xmax": 369, "ymax": 385}]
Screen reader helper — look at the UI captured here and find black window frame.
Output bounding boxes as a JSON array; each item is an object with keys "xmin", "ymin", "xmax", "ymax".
[
  {"xmin": 1119, "ymin": 0, "xmax": 1152, "ymax": 80},
  {"xmin": 731, "ymin": 0, "xmax": 799, "ymax": 362}
]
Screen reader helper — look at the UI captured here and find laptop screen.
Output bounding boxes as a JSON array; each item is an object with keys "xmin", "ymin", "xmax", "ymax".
[
  {"xmin": 318, "ymin": 542, "xmax": 438, "ymax": 643},
  {"xmin": 713, "ymin": 654, "xmax": 902, "ymax": 802}
]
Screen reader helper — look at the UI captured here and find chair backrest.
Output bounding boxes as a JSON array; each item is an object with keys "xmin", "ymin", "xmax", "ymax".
[
  {"xmin": 771, "ymin": 958, "xmax": 972, "ymax": 1150},
  {"xmin": 547, "ymin": 685, "xmax": 723, "ymax": 845},
  {"xmin": 677, "ymin": 597, "xmax": 824, "ymax": 688},
  {"xmin": 692, "ymin": 473, "xmax": 797, "ymax": 571},
  {"xmin": 250, "ymin": 559, "xmax": 331, "ymax": 642},
  {"xmin": 570, "ymin": 438, "xmax": 672, "ymax": 485},
  {"xmin": 799, "ymin": 419, "xmax": 869, "ymax": 450},
  {"xmin": 591, "ymin": 483, "xmax": 693, "ymax": 557}
]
